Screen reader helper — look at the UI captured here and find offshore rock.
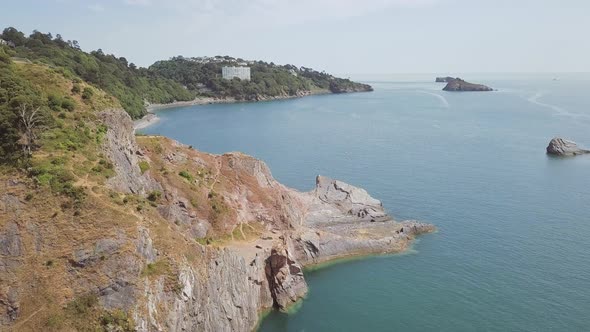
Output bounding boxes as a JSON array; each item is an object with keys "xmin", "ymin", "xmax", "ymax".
[
  {"xmin": 546, "ymin": 137, "xmax": 590, "ymax": 156},
  {"xmin": 442, "ymin": 78, "xmax": 493, "ymax": 91}
]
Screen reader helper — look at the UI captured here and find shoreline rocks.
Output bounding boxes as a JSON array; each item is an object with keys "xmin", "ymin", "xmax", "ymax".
[{"xmin": 546, "ymin": 137, "xmax": 590, "ymax": 156}]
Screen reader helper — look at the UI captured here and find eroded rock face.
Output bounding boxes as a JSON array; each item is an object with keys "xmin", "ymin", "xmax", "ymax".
[
  {"xmin": 137, "ymin": 248, "xmax": 273, "ymax": 332},
  {"xmin": 546, "ymin": 137, "xmax": 590, "ymax": 156},
  {"xmin": 99, "ymin": 110, "xmax": 161, "ymax": 194},
  {"xmin": 442, "ymin": 78, "xmax": 493, "ymax": 91},
  {"xmin": 307, "ymin": 175, "xmax": 389, "ymax": 224},
  {"xmin": 265, "ymin": 246, "xmax": 308, "ymax": 310}
]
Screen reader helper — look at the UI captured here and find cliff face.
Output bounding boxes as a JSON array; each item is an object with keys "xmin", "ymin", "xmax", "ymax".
[{"xmin": 0, "ymin": 109, "xmax": 434, "ymax": 331}]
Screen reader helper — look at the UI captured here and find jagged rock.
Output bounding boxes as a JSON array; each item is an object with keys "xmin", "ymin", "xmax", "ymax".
[
  {"xmin": 265, "ymin": 247, "xmax": 307, "ymax": 310},
  {"xmin": 99, "ymin": 279, "xmax": 136, "ymax": 310},
  {"xmin": 546, "ymin": 137, "xmax": 590, "ymax": 156},
  {"xmin": 0, "ymin": 287, "xmax": 19, "ymax": 322},
  {"xmin": 307, "ymin": 175, "xmax": 389, "ymax": 224},
  {"xmin": 99, "ymin": 110, "xmax": 161, "ymax": 194},
  {"xmin": 399, "ymin": 220, "xmax": 437, "ymax": 235},
  {"xmin": 1, "ymin": 195, "xmax": 22, "ymax": 220},
  {"xmin": 0, "ymin": 223, "xmax": 22, "ymax": 257},
  {"xmin": 71, "ymin": 237, "xmax": 125, "ymax": 268},
  {"xmin": 442, "ymin": 78, "xmax": 493, "ymax": 91},
  {"xmin": 136, "ymin": 228, "xmax": 156, "ymax": 264}
]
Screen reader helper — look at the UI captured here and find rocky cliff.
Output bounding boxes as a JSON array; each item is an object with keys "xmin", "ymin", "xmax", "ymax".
[{"xmin": 0, "ymin": 109, "xmax": 434, "ymax": 331}]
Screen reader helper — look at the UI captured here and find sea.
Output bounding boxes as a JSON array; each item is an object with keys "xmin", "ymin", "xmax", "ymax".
[{"xmin": 141, "ymin": 73, "xmax": 590, "ymax": 332}]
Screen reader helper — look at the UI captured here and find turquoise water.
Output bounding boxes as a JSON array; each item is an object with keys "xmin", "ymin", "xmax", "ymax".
[{"xmin": 142, "ymin": 74, "xmax": 590, "ymax": 331}]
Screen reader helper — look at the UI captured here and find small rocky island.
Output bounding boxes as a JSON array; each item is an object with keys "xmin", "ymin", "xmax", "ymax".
[
  {"xmin": 438, "ymin": 77, "xmax": 494, "ymax": 91},
  {"xmin": 546, "ymin": 137, "xmax": 590, "ymax": 156},
  {"xmin": 435, "ymin": 76, "xmax": 454, "ymax": 83}
]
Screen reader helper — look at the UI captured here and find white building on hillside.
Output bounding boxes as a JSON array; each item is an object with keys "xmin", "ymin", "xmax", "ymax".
[{"xmin": 222, "ymin": 66, "xmax": 251, "ymax": 81}]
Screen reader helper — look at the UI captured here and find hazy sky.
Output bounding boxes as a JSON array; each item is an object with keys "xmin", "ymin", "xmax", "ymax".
[{"xmin": 2, "ymin": 0, "xmax": 589, "ymax": 75}]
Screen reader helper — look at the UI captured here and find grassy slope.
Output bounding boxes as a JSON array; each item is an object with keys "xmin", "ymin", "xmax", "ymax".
[{"xmin": 0, "ymin": 61, "xmax": 268, "ymax": 330}]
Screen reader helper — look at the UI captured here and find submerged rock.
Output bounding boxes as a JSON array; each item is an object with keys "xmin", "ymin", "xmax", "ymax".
[
  {"xmin": 442, "ymin": 78, "xmax": 493, "ymax": 91},
  {"xmin": 546, "ymin": 137, "xmax": 590, "ymax": 156}
]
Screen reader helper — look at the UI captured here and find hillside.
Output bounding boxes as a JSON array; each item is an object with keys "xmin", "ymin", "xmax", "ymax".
[
  {"xmin": 0, "ymin": 27, "xmax": 372, "ymax": 120},
  {"xmin": 0, "ymin": 28, "xmax": 194, "ymax": 119},
  {"xmin": 150, "ymin": 56, "xmax": 373, "ymax": 100}
]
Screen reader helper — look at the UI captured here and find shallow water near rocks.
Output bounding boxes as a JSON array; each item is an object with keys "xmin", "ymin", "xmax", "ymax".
[{"xmin": 142, "ymin": 73, "xmax": 590, "ymax": 331}]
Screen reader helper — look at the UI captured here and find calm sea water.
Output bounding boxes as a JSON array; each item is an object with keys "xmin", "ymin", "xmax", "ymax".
[{"xmin": 142, "ymin": 74, "xmax": 590, "ymax": 331}]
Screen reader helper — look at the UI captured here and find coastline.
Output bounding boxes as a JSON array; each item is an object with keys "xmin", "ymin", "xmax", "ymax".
[{"xmin": 133, "ymin": 89, "xmax": 335, "ymax": 131}]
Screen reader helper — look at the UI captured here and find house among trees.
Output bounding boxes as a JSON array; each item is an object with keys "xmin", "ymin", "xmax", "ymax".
[
  {"xmin": 221, "ymin": 66, "xmax": 251, "ymax": 81},
  {"xmin": 0, "ymin": 39, "xmax": 15, "ymax": 47}
]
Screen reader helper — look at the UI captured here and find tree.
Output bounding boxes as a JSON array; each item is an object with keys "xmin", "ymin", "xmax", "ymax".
[
  {"xmin": 17, "ymin": 103, "xmax": 44, "ymax": 156},
  {"xmin": 1, "ymin": 27, "xmax": 26, "ymax": 46}
]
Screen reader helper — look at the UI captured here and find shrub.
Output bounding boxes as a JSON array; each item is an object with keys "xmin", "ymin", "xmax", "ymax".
[
  {"xmin": 47, "ymin": 94, "xmax": 63, "ymax": 111},
  {"xmin": 147, "ymin": 190, "xmax": 161, "ymax": 202},
  {"xmin": 178, "ymin": 170, "xmax": 193, "ymax": 182},
  {"xmin": 61, "ymin": 97, "xmax": 76, "ymax": 111},
  {"xmin": 81, "ymin": 87, "xmax": 94, "ymax": 100},
  {"xmin": 141, "ymin": 260, "xmax": 170, "ymax": 277},
  {"xmin": 100, "ymin": 310, "xmax": 135, "ymax": 332},
  {"xmin": 66, "ymin": 294, "xmax": 98, "ymax": 315},
  {"xmin": 138, "ymin": 161, "xmax": 150, "ymax": 174},
  {"xmin": 71, "ymin": 83, "xmax": 81, "ymax": 94}
]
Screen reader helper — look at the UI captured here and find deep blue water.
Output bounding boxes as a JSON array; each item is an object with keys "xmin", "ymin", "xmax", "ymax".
[{"xmin": 142, "ymin": 74, "xmax": 590, "ymax": 331}]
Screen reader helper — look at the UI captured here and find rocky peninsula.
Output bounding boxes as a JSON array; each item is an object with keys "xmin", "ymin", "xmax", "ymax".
[
  {"xmin": 1, "ymin": 107, "xmax": 434, "ymax": 331},
  {"xmin": 546, "ymin": 137, "xmax": 590, "ymax": 156},
  {"xmin": 440, "ymin": 77, "xmax": 494, "ymax": 91}
]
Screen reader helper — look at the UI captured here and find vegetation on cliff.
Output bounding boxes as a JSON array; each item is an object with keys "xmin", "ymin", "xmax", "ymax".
[
  {"xmin": 1, "ymin": 27, "xmax": 371, "ymax": 122},
  {"xmin": 1, "ymin": 27, "xmax": 194, "ymax": 119},
  {"xmin": 150, "ymin": 56, "xmax": 372, "ymax": 100}
]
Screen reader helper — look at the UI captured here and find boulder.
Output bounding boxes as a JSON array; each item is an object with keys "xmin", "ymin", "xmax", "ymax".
[{"xmin": 546, "ymin": 137, "xmax": 590, "ymax": 156}]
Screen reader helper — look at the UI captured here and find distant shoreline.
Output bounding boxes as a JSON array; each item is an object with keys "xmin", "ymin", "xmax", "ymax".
[{"xmin": 134, "ymin": 90, "xmax": 335, "ymax": 130}]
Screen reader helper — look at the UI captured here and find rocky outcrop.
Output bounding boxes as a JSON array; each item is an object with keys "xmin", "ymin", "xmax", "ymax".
[
  {"xmin": 137, "ymin": 248, "xmax": 273, "ymax": 332},
  {"xmin": 308, "ymin": 175, "xmax": 389, "ymax": 224},
  {"xmin": 265, "ymin": 246, "xmax": 307, "ymax": 310},
  {"xmin": 435, "ymin": 76, "xmax": 454, "ymax": 83},
  {"xmin": 99, "ymin": 110, "xmax": 161, "ymax": 194},
  {"xmin": 442, "ymin": 78, "xmax": 493, "ymax": 91},
  {"xmin": 329, "ymin": 81, "xmax": 373, "ymax": 94},
  {"xmin": 546, "ymin": 137, "xmax": 590, "ymax": 156}
]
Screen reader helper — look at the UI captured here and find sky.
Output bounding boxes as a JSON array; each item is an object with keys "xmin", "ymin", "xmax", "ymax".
[{"xmin": 1, "ymin": 0, "xmax": 589, "ymax": 76}]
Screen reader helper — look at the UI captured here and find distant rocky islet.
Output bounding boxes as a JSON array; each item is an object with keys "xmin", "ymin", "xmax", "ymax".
[{"xmin": 436, "ymin": 76, "xmax": 494, "ymax": 91}]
